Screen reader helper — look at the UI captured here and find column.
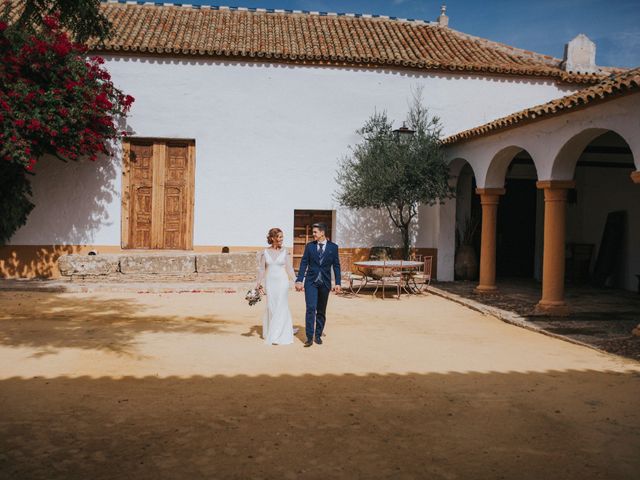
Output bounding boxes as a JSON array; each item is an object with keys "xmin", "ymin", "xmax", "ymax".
[
  {"xmin": 474, "ymin": 188, "xmax": 505, "ymax": 293},
  {"xmin": 535, "ymin": 180, "xmax": 575, "ymax": 315},
  {"xmin": 631, "ymin": 171, "xmax": 640, "ymax": 335}
]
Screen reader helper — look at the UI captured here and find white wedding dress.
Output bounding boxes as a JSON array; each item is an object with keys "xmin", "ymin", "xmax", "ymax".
[{"xmin": 256, "ymin": 248, "xmax": 295, "ymax": 345}]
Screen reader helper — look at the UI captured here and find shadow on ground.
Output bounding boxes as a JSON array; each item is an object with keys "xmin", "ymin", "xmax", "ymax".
[
  {"xmin": 1, "ymin": 370, "xmax": 639, "ymax": 479},
  {"xmin": 0, "ymin": 293, "xmax": 231, "ymax": 357}
]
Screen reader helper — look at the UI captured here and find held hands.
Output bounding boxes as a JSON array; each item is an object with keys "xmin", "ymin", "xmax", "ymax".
[{"xmin": 293, "ymin": 282, "xmax": 340, "ymax": 293}]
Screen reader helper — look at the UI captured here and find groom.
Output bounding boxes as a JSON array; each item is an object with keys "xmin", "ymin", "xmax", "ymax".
[{"xmin": 295, "ymin": 223, "xmax": 341, "ymax": 347}]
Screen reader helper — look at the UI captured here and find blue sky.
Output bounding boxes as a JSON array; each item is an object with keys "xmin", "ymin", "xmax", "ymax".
[{"xmin": 176, "ymin": 0, "xmax": 640, "ymax": 68}]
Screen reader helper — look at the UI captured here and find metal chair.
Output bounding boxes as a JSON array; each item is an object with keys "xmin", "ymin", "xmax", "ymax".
[
  {"xmin": 341, "ymin": 252, "xmax": 369, "ymax": 295},
  {"xmin": 410, "ymin": 256, "xmax": 433, "ymax": 293},
  {"xmin": 371, "ymin": 260, "xmax": 402, "ymax": 300}
]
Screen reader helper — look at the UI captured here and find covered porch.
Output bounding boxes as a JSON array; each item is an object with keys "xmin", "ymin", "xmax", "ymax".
[{"xmin": 439, "ymin": 68, "xmax": 640, "ymax": 318}]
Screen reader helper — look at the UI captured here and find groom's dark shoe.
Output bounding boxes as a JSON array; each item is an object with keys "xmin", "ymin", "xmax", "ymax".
[
  {"xmin": 304, "ymin": 339, "xmax": 313, "ymax": 348},
  {"xmin": 314, "ymin": 336, "xmax": 323, "ymax": 345}
]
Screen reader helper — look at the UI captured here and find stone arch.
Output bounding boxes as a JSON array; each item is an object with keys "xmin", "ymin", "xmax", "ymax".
[
  {"xmin": 484, "ymin": 145, "xmax": 539, "ymax": 188},
  {"xmin": 447, "ymin": 158, "xmax": 480, "ymax": 280},
  {"xmin": 436, "ymin": 157, "xmax": 479, "ymax": 281},
  {"xmin": 551, "ymin": 128, "xmax": 637, "ymax": 180},
  {"xmin": 448, "ymin": 157, "xmax": 478, "ymax": 185},
  {"xmin": 550, "ymin": 128, "xmax": 638, "ymax": 291}
]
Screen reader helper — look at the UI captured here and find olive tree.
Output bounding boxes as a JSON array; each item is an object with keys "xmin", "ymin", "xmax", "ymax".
[{"xmin": 335, "ymin": 93, "xmax": 454, "ymax": 259}]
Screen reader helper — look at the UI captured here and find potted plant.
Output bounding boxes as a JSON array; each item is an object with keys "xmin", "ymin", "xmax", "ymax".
[{"xmin": 454, "ymin": 214, "xmax": 479, "ymax": 280}]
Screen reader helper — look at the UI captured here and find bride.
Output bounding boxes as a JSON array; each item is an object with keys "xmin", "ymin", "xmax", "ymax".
[{"xmin": 256, "ymin": 228, "xmax": 295, "ymax": 345}]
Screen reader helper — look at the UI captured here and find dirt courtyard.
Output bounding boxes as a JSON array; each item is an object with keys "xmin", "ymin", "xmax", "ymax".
[{"xmin": 1, "ymin": 288, "xmax": 639, "ymax": 479}]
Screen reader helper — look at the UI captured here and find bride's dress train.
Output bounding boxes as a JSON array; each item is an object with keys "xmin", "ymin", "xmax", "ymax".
[{"xmin": 257, "ymin": 248, "xmax": 295, "ymax": 345}]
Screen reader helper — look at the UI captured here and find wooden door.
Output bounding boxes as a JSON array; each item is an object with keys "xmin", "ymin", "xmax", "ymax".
[
  {"xmin": 162, "ymin": 143, "xmax": 190, "ymax": 249},
  {"xmin": 128, "ymin": 141, "xmax": 154, "ymax": 248},
  {"xmin": 122, "ymin": 139, "xmax": 195, "ymax": 250},
  {"xmin": 293, "ymin": 209, "xmax": 333, "ymax": 271}
]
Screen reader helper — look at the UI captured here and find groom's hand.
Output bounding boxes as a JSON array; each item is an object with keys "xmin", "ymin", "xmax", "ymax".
[
  {"xmin": 295, "ymin": 282, "xmax": 304, "ymax": 292},
  {"xmin": 333, "ymin": 285, "xmax": 342, "ymax": 294}
]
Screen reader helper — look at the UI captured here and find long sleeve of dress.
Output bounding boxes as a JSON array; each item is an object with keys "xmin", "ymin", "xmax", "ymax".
[
  {"xmin": 285, "ymin": 249, "xmax": 296, "ymax": 282},
  {"xmin": 256, "ymin": 250, "xmax": 266, "ymax": 287},
  {"xmin": 296, "ymin": 244, "xmax": 309, "ymax": 283}
]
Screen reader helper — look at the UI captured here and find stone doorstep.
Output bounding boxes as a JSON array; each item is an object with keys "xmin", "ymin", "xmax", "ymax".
[
  {"xmin": 119, "ymin": 254, "xmax": 196, "ymax": 275},
  {"xmin": 57, "ymin": 252, "xmax": 257, "ymax": 277},
  {"xmin": 65, "ymin": 273, "xmax": 256, "ymax": 283},
  {"xmin": 195, "ymin": 253, "xmax": 256, "ymax": 273},
  {"xmin": 58, "ymin": 254, "xmax": 120, "ymax": 276}
]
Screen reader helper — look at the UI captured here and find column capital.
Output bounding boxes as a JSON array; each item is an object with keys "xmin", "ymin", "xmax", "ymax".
[
  {"xmin": 631, "ymin": 171, "xmax": 640, "ymax": 184},
  {"xmin": 536, "ymin": 180, "xmax": 576, "ymax": 190},
  {"xmin": 475, "ymin": 188, "xmax": 506, "ymax": 196}
]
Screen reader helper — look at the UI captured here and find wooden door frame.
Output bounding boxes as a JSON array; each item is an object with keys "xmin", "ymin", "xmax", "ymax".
[{"xmin": 121, "ymin": 138, "xmax": 195, "ymax": 249}]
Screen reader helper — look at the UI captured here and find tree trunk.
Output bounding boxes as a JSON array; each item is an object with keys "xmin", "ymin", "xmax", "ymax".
[{"xmin": 401, "ymin": 224, "xmax": 411, "ymax": 260}]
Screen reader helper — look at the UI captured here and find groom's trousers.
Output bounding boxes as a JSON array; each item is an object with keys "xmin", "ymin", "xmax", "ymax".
[{"xmin": 304, "ymin": 282, "xmax": 330, "ymax": 340}]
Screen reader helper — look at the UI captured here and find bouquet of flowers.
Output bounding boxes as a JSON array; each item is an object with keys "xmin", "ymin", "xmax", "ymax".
[{"xmin": 245, "ymin": 287, "xmax": 263, "ymax": 306}]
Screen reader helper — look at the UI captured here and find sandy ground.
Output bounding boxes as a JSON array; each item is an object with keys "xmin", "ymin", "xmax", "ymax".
[{"xmin": 0, "ymin": 288, "xmax": 639, "ymax": 479}]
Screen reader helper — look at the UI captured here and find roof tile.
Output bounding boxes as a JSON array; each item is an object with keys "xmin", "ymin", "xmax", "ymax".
[
  {"xmin": 443, "ymin": 67, "xmax": 640, "ymax": 145},
  {"xmin": 81, "ymin": 2, "xmax": 612, "ymax": 84}
]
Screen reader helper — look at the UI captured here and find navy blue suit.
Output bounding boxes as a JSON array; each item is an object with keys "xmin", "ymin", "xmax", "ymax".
[{"xmin": 295, "ymin": 240, "xmax": 341, "ymax": 341}]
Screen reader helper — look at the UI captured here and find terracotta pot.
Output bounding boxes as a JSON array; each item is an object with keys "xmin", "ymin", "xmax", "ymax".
[{"xmin": 454, "ymin": 244, "xmax": 478, "ymax": 280}]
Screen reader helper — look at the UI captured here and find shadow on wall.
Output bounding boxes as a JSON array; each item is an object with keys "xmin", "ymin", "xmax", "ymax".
[
  {"xmin": 336, "ymin": 207, "xmax": 417, "ymax": 248},
  {"xmin": 0, "ymin": 370, "xmax": 638, "ymax": 479},
  {"xmin": 0, "ymin": 245, "xmax": 77, "ymax": 279},
  {"xmin": 9, "ymin": 151, "xmax": 119, "ymax": 245}
]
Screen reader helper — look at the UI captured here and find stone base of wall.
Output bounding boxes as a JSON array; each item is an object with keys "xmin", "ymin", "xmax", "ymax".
[
  {"xmin": 58, "ymin": 252, "xmax": 257, "ymax": 282},
  {"xmin": 0, "ymin": 245, "xmax": 264, "ymax": 279},
  {"xmin": 2, "ymin": 245, "xmax": 439, "ymax": 281}
]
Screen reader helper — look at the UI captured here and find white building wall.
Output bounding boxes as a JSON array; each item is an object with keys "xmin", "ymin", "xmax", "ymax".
[{"xmin": 11, "ymin": 56, "xmax": 578, "ymax": 252}]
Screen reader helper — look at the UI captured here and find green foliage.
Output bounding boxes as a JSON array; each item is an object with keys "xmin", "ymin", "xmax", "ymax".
[
  {"xmin": 8, "ymin": 0, "xmax": 111, "ymax": 43},
  {"xmin": 0, "ymin": 162, "xmax": 35, "ymax": 244},
  {"xmin": 335, "ymin": 91, "xmax": 454, "ymax": 258}
]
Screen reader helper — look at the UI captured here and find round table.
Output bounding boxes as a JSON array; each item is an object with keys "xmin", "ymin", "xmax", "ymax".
[{"xmin": 352, "ymin": 260, "xmax": 424, "ymax": 295}]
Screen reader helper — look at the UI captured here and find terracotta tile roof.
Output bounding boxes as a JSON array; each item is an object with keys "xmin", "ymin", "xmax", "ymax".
[
  {"xmin": 442, "ymin": 67, "xmax": 640, "ymax": 145},
  {"xmin": 72, "ymin": 1, "xmax": 611, "ymax": 84}
]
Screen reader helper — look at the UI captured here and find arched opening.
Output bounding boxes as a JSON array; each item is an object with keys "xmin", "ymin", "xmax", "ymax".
[
  {"xmin": 496, "ymin": 149, "xmax": 539, "ymax": 279},
  {"xmin": 558, "ymin": 130, "xmax": 639, "ymax": 292},
  {"xmin": 437, "ymin": 157, "xmax": 480, "ymax": 281},
  {"xmin": 454, "ymin": 162, "xmax": 481, "ymax": 280},
  {"xmin": 483, "ymin": 146, "xmax": 541, "ymax": 281}
]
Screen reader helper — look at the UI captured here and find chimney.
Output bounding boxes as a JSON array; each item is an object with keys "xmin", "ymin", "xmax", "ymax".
[
  {"xmin": 562, "ymin": 34, "xmax": 597, "ymax": 73},
  {"xmin": 438, "ymin": 4, "xmax": 449, "ymax": 27}
]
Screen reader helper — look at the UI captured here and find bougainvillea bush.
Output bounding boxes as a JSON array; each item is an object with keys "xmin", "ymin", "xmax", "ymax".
[
  {"xmin": 0, "ymin": 14, "xmax": 133, "ymax": 243},
  {"xmin": 0, "ymin": 15, "xmax": 133, "ymax": 171}
]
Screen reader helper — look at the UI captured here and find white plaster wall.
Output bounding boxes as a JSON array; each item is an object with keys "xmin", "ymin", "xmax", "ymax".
[
  {"xmin": 11, "ymin": 55, "xmax": 577, "ymax": 251},
  {"xmin": 445, "ymin": 94, "xmax": 640, "ymax": 188},
  {"xmin": 9, "ymin": 151, "xmax": 122, "ymax": 245}
]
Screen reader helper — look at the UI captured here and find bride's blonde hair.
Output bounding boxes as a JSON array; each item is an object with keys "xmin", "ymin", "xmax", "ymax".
[{"xmin": 267, "ymin": 227, "xmax": 283, "ymax": 245}]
